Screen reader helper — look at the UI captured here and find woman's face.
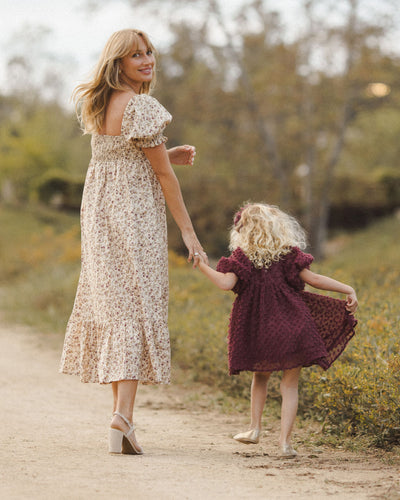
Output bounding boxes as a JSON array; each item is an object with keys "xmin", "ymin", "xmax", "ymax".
[{"xmin": 119, "ymin": 37, "xmax": 155, "ymax": 93}]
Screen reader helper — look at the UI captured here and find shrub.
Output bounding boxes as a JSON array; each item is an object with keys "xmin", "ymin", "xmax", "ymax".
[{"xmin": 33, "ymin": 169, "xmax": 84, "ymax": 210}]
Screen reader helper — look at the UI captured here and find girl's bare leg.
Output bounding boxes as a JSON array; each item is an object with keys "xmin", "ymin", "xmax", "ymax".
[
  {"xmin": 233, "ymin": 371, "xmax": 271, "ymax": 444},
  {"xmin": 250, "ymin": 372, "xmax": 271, "ymax": 430},
  {"xmin": 279, "ymin": 367, "xmax": 302, "ymax": 447}
]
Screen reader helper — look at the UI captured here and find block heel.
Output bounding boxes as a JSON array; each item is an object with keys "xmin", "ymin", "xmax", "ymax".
[{"xmin": 109, "ymin": 427, "xmax": 124, "ymax": 453}]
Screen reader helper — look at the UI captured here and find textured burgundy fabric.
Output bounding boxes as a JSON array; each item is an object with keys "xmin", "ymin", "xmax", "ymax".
[{"xmin": 216, "ymin": 247, "xmax": 357, "ymax": 375}]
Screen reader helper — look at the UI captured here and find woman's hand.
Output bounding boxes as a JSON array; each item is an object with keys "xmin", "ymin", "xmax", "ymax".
[
  {"xmin": 168, "ymin": 145, "xmax": 196, "ymax": 166},
  {"xmin": 181, "ymin": 229, "xmax": 208, "ymax": 267}
]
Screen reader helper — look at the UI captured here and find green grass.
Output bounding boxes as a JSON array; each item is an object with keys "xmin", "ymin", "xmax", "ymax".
[
  {"xmin": 299, "ymin": 217, "xmax": 400, "ymax": 448},
  {"xmin": 1, "ymin": 205, "xmax": 399, "ymax": 448},
  {"xmin": 0, "ymin": 205, "xmax": 81, "ymax": 331}
]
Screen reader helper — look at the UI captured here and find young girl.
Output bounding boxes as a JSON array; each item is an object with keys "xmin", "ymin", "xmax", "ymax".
[{"xmin": 195, "ymin": 203, "xmax": 357, "ymax": 457}]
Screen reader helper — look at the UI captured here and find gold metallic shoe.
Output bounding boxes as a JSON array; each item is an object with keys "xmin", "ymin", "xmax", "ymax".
[
  {"xmin": 281, "ymin": 443, "xmax": 298, "ymax": 457},
  {"xmin": 233, "ymin": 429, "xmax": 260, "ymax": 444}
]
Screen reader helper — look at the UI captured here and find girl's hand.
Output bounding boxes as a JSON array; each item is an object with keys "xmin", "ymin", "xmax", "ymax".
[
  {"xmin": 168, "ymin": 145, "xmax": 196, "ymax": 166},
  {"xmin": 345, "ymin": 290, "xmax": 358, "ymax": 313},
  {"xmin": 193, "ymin": 253, "xmax": 207, "ymax": 269}
]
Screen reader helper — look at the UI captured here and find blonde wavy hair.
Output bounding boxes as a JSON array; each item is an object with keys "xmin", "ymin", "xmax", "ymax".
[
  {"xmin": 229, "ymin": 203, "xmax": 307, "ymax": 269},
  {"xmin": 72, "ymin": 29, "xmax": 157, "ymax": 134}
]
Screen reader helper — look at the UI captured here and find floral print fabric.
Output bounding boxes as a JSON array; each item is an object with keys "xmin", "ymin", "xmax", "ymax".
[
  {"xmin": 217, "ymin": 247, "xmax": 357, "ymax": 375},
  {"xmin": 60, "ymin": 95, "xmax": 172, "ymax": 384}
]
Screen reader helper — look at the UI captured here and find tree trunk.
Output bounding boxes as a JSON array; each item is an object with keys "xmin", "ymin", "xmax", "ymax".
[
  {"xmin": 308, "ymin": 0, "xmax": 359, "ymax": 259},
  {"xmin": 208, "ymin": 0, "xmax": 289, "ymax": 205}
]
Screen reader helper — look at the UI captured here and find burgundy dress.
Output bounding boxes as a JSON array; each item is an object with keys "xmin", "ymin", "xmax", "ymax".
[{"xmin": 216, "ymin": 247, "xmax": 357, "ymax": 375}]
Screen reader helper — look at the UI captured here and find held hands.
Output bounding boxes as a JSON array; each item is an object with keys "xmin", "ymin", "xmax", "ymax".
[
  {"xmin": 181, "ymin": 229, "xmax": 208, "ymax": 268},
  {"xmin": 192, "ymin": 250, "xmax": 208, "ymax": 270},
  {"xmin": 168, "ymin": 145, "xmax": 196, "ymax": 166},
  {"xmin": 345, "ymin": 290, "xmax": 358, "ymax": 314}
]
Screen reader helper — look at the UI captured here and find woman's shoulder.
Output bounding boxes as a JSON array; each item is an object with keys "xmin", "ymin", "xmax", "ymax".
[
  {"xmin": 107, "ymin": 92, "xmax": 161, "ymax": 116},
  {"xmin": 99, "ymin": 91, "xmax": 136, "ymax": 135},
  {"xmin": 107, "ymin": 90, "xmax": 135, "ymax": 110}
]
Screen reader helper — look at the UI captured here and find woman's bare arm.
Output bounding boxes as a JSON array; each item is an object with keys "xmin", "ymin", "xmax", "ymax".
[{"xmin": 143, "ymin": 143, "xmax": 206, "ymax": 264}]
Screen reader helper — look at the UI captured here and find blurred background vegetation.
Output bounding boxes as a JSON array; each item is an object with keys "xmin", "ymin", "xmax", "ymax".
[
  {"xmin": 2, "ymin": 0, "xmax": 400, "ymax": 257},
  {"xmin": 0, "ymin": 0, "xmax": 399, "ymax": 450}
]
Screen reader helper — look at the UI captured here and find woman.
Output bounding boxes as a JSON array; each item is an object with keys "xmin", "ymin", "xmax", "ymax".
[{"xmin": 60, "ymin": 29, "xmax": 207, "ymax": 455}]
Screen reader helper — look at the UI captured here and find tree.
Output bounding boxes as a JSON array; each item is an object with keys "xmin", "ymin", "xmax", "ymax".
[
  {"xmin": 4, "ymin": 25, "xmax": 68, "ymax": 103},
  {"xmin": 0, "ymin": 24, "xmax": 89, "ymax": 205},
  {"xmin": 0, "ymin": 94, "xmax": 89, "ymax": 204}
]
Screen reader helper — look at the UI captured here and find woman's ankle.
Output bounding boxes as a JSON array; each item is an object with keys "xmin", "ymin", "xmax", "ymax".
[{"xmin": 111, "ymin": 412, "xmax": 132, "ymax": 431}]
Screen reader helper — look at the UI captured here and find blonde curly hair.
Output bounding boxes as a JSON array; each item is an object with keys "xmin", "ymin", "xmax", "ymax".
[{"xmin": 229, "ymin": 203, "xmax": 307, "ymax": 269}]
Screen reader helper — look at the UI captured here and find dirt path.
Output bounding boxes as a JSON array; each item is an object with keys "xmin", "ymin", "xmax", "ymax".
[{"xmin": 1, "ymin": 325, "xmax": 399, "ymax": 500}]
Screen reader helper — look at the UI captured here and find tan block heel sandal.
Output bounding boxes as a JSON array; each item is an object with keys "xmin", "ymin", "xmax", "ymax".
[{"xmin": 109, "ymin": 411, "xmax": 143, "ymax": 455}]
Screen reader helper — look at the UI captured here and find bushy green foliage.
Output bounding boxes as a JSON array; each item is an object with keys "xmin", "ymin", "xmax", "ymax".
[
  {"xmin": 0, "ymin": 206, "xmax": 81, "ymax": 330},
  {"xmin": 297, "ymin": 217, "xmax": 400, "ymax": 448},
  {"xmin": 0, "ymin": 96, "xmax": 89, "ymax": 203},
  {"xmin": 301, "ymin": 355, "xmax": 400, "ymax": 448},
  {"xmin": 34, "ymin": 168, "xmax": 84, "ymax": 209}
]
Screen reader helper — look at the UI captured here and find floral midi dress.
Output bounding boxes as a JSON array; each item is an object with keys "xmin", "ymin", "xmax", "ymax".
[{"xmin": 60, "ymin": 94, "xmax": 172, "ymax": 384}]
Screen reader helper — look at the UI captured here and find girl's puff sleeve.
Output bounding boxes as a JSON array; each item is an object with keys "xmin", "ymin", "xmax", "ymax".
[
  {"xmin": 283, "ymin": 246, "xmax": 314, "ymax": 291},
  {"xmin": 121, "ymin": 94, "xmax": 172, "ymax": 148},
  {"xmin": 216, "ymin": 248, "xmax": 252, "ymax": 294}
]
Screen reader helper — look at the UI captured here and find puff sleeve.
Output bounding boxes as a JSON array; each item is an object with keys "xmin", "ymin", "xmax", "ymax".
[
  {"xmin": 121, "ymin": 94, "xmax": 172, "ymax": 148},
  {"xmin": 283, "ymin": 247, "xmax": 314, "ymax": 291},
  {"xmin": 216, "ymin": 248, "xmax": 253, "ymax": 295}
]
